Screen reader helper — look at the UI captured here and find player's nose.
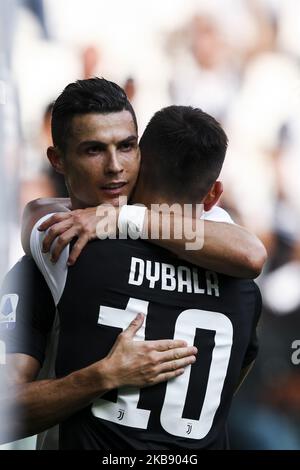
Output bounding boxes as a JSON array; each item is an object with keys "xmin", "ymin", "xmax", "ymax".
[{"xmin": 104, "ymin": 150, "xmax": 124, "ymax": 174}]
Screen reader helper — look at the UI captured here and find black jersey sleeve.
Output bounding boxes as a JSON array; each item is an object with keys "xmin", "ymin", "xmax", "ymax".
[
  {"xmin": 0, "ymin": 256, "xmax": 56, "ymax": 366},
  {"xmin": 242, "ymin": 283, "xmax": 262, "ymax": 368}
]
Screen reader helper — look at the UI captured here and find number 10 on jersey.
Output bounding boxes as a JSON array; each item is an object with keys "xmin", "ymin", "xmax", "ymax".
[{"xmin": 92, "ymin": 297, "xmax": 233, "ymax": 440}]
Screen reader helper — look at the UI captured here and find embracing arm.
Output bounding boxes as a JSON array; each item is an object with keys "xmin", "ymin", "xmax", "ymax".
[
  {"xmin": 1, "ymin": 353, "xmax": 114, "ymax": 442},
  {"xmin": 0, "ymin": 314, "xmax": 196, "ymax": 443},
  {"xmin": 147, "ymin": 214, "xmax": 267, "ymax": 279},
  {"xmin": 21, "ymin": 200, "xmax": 267, "ymax": 278}
]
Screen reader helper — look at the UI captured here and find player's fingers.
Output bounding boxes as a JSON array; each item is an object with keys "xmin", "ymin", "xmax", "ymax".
[
  {"xmin": 149, "ymin": 368, "xmax": 185, "ymax": 386},
  {"xmin": 42, "ymin": 220, "xmax": 74, "ymax": 253},
  {"xmin": 67, "ymin": 234, "xmax": 89, "ymax": 265},
  {"xmin": 38, "ymin": 212, "xmax": 72, "ymax": 231},
  {"xmin": 157, "ymin": 346, "xmax": 197, "ymax": 363},
  {"xmin": 147, "ymin": 339, "xmax": 188, "ymax": 351},
  {"xmin": 158, "ymin": 354, "xmax": 196, "ymax": 374},
  {"xmin": 122, "ymin": 313, "xmax": 145, "ymax": 338},
  {"xmin": 50, "ymin": 227, "xmax": 78, "ymax": 262}
]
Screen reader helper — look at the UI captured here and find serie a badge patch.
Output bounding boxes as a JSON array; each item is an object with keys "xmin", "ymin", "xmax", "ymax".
[{"xmin": 0, "ymin": 294, "xmax": 19, "ymax": 330}]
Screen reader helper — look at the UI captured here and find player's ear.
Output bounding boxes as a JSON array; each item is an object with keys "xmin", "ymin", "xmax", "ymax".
[
  {"xmin": 203, "ymin": 181, "xmax": 223, "ymax": 211},
  {"xmin": 47, "ymin": 146, "xmax": 65, "ymax": 175}
]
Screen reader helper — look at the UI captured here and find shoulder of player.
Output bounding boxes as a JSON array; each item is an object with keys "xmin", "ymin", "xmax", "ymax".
[
  {"xmin": 78, "ymin": 238, "xmax": 172, "ymax": 261},
  {"xmin": 1, "ymin": 256, "xmax": 41, "ymax": 291},
  {"xmin": 30, "ymin": 215, "xmax": 69, "ymax": 306}
]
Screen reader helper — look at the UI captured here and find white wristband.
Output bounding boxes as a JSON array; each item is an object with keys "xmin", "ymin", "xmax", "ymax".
[{"xmin": 118, "ymin": 204, "xmax": 147, "ymax": 239}]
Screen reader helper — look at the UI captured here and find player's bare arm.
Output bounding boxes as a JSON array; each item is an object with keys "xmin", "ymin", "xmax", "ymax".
[
  {"xmin": 22, "ymin": 199, "xmax": 267, "ymax": 278},
  {"xmin": 149, "ymin": 215, "xmax": 267, "ymax": 279},
  {"xmin": 0, "ymin": 314, "xmax": 196, "ymax": 443}
]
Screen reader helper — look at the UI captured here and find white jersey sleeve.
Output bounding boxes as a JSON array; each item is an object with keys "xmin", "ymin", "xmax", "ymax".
[
  {"xmin": 201, "ymin": 206, "xmax": 235, "ymax": 224},
  {"xmin": 30, "ymin": 214, "xmax": 69, "ymax": 306}
]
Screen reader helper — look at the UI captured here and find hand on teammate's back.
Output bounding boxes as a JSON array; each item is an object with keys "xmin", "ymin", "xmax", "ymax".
[
  {"xmin": 99, "ymin": 313, "xmax": 198, "ymax": 389},
  {"xmin": 38, "ymin": 205, "xmax": 120, "ymax": 265}
]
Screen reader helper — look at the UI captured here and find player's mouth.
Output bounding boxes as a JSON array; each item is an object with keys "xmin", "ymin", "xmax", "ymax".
[{"xmin": 100, "ymin": 181, "xmax": 128, "ymax": 196}]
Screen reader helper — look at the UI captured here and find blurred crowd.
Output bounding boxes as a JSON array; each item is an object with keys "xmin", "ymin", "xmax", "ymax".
[{"xmin": 1, "ymin": 0, "xmax": 300, "ymax": 449}]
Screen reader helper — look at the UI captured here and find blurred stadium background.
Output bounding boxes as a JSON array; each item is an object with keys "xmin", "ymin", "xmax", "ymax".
[{"xmin": 0, "ymin": 0, "xmax": 300, "ymax": 450}]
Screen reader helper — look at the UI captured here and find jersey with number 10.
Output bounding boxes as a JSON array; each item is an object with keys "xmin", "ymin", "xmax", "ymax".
[{"xmin": 50, "ymin": 238, "xmax": 261, "ymax": 450}]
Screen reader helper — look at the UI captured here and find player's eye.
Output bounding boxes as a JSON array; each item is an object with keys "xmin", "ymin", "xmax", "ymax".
[
  {"xmin": 119, "ymin": 141, "xmax": 135, "ymax": 152},
  {"xmin": 86, "ymin": 146, "xmax": 102, "ymax": 155}
]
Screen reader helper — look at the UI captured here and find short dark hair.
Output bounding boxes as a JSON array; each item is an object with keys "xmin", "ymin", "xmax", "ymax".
[
  {"xmin": 51, "ymin": 77, "xmax": 138, "ymax": 151},
  {"xmin": 139, "ymin": 105, "xmax": 228, "ymax": 201}
]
